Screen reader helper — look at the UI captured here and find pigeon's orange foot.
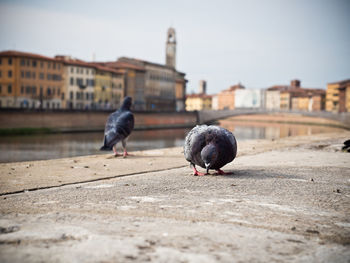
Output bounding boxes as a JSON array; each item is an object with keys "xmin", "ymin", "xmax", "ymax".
[
  {"xmin": 123, "ymin": 151, "xmax": 133, "ymax": 158},
  {"xmin": 193, "ymin": 167, "xmax": 206, "ymax": 176},
  {"xmin": 216, "ymin": 169, "xmax": 231, "ymax": 175}
]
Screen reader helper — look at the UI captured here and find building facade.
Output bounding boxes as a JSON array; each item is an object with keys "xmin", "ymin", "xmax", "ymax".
[
  {"xmin": 185, "ymin": 94, "xmax": 212, "ymax": 111},
  {"xmin": 217, "ymin": 83, "xmax": 245, "ymax": 110},
  {"xmin": 0, "ymin": 51, "xmax": 64, "ymax": 109},
  {"xmin": 265, "ymin": 90, "xmax": 280, "ymax": 110},
  {"xmin": 235, "ymin": 89, "xmax": 266, "ymax": 109},
  {"xmin": 268, "ymin": 80, "xmax": 325, "ymax": 112},
  {"xmin": 326, "ymin": 79, "xmax": 350, "ymax": 113},
  {"xmin": 56, "ymin": 56, "xmax": 96, "ymax": 110}
]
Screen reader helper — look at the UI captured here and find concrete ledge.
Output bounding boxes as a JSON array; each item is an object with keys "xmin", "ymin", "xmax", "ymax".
[{"xmin": 0, "ymin": 131, "xmax": 349, "ymax": 262}]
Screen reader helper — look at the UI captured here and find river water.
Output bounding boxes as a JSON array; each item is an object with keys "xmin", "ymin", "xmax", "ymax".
[{"xmin": 0, "ymin": 120, "xmax": 344, "ymax": 163}]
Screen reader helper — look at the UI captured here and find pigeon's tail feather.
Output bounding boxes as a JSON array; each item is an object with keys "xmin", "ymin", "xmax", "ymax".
[
  {"xmin": 100, "ymin": 136, "xmax": 113, "ymax": 151},
  {"xmin": 100, "ymin": 145, "xmax": 112, "ymax": 151}
]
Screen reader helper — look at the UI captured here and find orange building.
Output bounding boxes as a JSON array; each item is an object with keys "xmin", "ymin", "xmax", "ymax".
[
  {"xmin": 268, "ymin": 80, "xmax": 325, "ymax": 111},
  {"xmin": 0, "ymin": 50, "xmax": 65, "ymax": 109},
  {"xmin": 217, "ymin": 83, "xmax": 245, "ymax": 110}
]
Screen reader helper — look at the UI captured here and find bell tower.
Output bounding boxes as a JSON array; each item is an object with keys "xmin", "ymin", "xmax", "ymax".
[{"xmin": 166, "ymin": 27, "xmax": 176, "ymax": 68}]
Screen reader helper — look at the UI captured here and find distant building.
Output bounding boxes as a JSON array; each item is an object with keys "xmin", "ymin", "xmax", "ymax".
[
  {"xmin": 198, "ymin": 80, "xmax": 207, "ymax": 94},
  {"xmin": 0, "ymin": 50, "xmax": 64, "ymax": 109},
  {"xmin": 268, "ymin": 80, "xmax": 325, "ymax": 112},
  {"xmin": 326, "ymin": 79, "xmax": 350, "ymax": 113},
  {"xmin": 265, "ymin": 90, "xmax": 280, "ymax": 110},
  {"xmin": 56, "ymin": 56, "xmax": 96, "ymax": 110},
  {"xmin": 185, "ymin": 93, "xmax": 212, "ymax": 111},
  {"xmin": 235, "ymin": 89, "xmax": 266, "ymax": 109},
  {"xmin": 99, "ymin": 28, "xmax": 187, "ymax": 112},
  {"xmin": 175, "ymin": 71, "xmax": 187, "ymax": 111},
  {"xmin": 166, "ymin": 28, "xmax": 176, "ymax": 68},
  {"xmin": 217, "ymin": 83, "xmax": 245, "ymax": 110},
  {"xmin": 99, "ymin": 60, "xmax": 146, "ymax": 111},
  {"xmin": 211, "ymin": 94, "xmax": 218, "ymax": 110}
]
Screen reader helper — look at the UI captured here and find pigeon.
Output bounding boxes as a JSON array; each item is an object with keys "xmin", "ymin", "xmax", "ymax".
[
  {"xmin": 100, "ymin": 96, "xmax": 134, "ymax": 157},
  {"xmin": 342, "ymin": 139, "xmax": 350, "ymax": 152},
  {"xmin": 184, "ymin": 125, "xmax": 237, "ymax": 176}
]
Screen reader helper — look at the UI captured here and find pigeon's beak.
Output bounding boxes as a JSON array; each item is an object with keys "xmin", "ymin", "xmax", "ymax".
[{"xmin": 205, "ymin": 163, "xmax": 210, "ymax": 174}]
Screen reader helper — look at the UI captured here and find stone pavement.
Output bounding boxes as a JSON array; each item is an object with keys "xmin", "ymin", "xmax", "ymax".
[{"xmin": 0, "ymin": 131, "xmax": 349, "ymax": 262}]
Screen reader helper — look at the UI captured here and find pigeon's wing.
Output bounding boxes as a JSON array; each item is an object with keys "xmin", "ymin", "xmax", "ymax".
[
  {"xmin": 184, "ymin": 125, "xmax": 207, "ymax": 167},
  {"xmin": 115, "ymin": 111, "xmax": 134, "ymax": 139},
  {"xmin": 209, "ymin": 126, "xmax": 237, "ymax": 169},
  {"xmin": 101, "ymin": 110, "xmax": 134, "ymax": 150}
]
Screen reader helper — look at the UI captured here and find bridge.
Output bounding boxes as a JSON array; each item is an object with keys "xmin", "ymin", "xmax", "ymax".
[{"xmin": 197, "ymin": 109, "xmax": 350, "ymax": 129}]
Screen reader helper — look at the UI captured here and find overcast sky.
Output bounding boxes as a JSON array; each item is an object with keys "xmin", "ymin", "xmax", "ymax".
[{"xmin": 0, "ymin": 0, "xmax": 349, "ymax": 94}]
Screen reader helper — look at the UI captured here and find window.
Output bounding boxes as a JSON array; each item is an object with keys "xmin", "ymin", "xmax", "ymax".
[
  {"xmin": 0, "ymin": 58, "xmax": 2, "ymax": 64},
  {"xmin": 0, "ymin": 85, "xmax": 2, "ymax": 93},
  {"xmin": 26, "ymin": 86, "xmax": 31, "ymax": 94},
  {"xmin": 26, "ymin": 60, "xmax": 30, "ymax": 66},
  {"xmin": 76, "ymin": 91, "xmax": 80, "ymax": 99},
  {"xmin": 47, "ymin": 87, "xmax": 51, "ymax": 96},
  {"xmin": 21, "ymin": 59, "xmax": 25, "ymax": 66},
  {"xmin": 8, "ymin": 58, "xmax": 12, "ymax": 65},
  {"xmin": 53, "ymin": 63, "xmax": 56, "ymax": 69},
  {"xmin": 61, "ymin": 93, "xmax": 65, "ymax": 100},
  {"xmin": 76, "ymin": 68, "xmax": 79, "ymax": 73},
  {"xmin": 47, "ymin": 73, "xmax": 51, "ymax": 80},
  {"xmin": 40, "ymin": 61, "xmax": 44, "ymax": 68},
  {"xmin": 58, "ymin": 64, "xmax": 61, "ymax": 70},
  {"xmin": 32, "ymin": 60, "xmax": 37, "ymax": 67},
  {"xmin": 8, "ymin": 84, "xmax": 12, "ymax": 93},
  {"xmin": 86, "ymin": 93, "xmax": 89, "ymax": 100},
  {"xmin": 48, "ymin": 62, "xmax": 51, "ymax": 69},
  {"xmin": 26, "ymin": 71, "xmax": 31, "ymax": 78},
  {"xmin": 70, "ymin": 67, "xmax": 74, "ymax": 73},
  {"xmin": 40, "ymin": 73, "xmax": 44, "ymax": 80},
  {"xmin": 21, "ymin": 71, "xmax": 24, "ymax": 78},
  {"xmin": 70, "ymin": 91, "xmax": 73, "ymax": 100},
  {"xmin": 70, "ymin": 77, "xmax": 74, "ymax": 85},
  {"xmin": 8, "ymin": 70, "xmax": 12, "ymax": 77}
]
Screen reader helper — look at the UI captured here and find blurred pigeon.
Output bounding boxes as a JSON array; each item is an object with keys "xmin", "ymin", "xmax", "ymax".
[
  {"xmin": 100, "ymin": 96, "xmax": 134, "ymax": 157},
  {"xmin": 184, "ymin": 125, "xmax": 237, "ymax": 175},
  {"xmin": 342, "ymin": 139, "xmax": 350, "ymax": 152}
]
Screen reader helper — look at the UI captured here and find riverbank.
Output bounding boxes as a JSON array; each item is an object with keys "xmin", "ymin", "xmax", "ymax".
[
  {"xmin": 0, "ymin": 110, "xmax": 198, "ymax": 135},
  {"xmin": 0, "ymin": 131, "xmax": 349, "ymax": 262}
]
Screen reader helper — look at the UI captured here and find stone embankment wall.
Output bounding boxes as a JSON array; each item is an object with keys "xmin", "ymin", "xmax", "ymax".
[{"xmin": 0, "ymin": 110, "xmax": 198, "ymax": 132}]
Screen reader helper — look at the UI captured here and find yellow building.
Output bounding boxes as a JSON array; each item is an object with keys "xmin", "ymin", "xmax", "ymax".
[
  {"xmin": 185, "ymin": 94, "xmax": 212, "ymax": 111},
  {"xmin": 280, "ymin": 91, "xmax": 291, "ymax": 110},
  {"xmin": 94, "ymin": 65, "xmax": 113, "ymax": 110},
  {"xmin": 326, "ymin": 79, "xmax": 350, "ymax": 112},
  {"xmin": 0, "ymin": 50, "xmax": 64, "ymax": 109}
]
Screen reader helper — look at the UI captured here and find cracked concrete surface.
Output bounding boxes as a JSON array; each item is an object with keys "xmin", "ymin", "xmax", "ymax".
[{"xmin": 0, "ymin": 131, "xmax": 349, "ymax": 262}]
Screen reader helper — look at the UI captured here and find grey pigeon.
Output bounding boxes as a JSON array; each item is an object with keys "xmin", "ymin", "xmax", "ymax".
[
  {"xmin": 184, "ymin": 125, "xmax": 237, "ymax": 175},
  {"xmin": 100, "ymin": 96, "xmax": 134, "ymax": 157}
]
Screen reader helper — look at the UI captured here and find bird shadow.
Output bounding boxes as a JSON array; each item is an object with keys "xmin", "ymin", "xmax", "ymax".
[{"xmin": 207, "ymin": 168, "xmax": 298, "ymax": 180}]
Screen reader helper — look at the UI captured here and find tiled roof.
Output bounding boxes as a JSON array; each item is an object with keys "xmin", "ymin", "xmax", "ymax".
[
  {"xmin": 328, "ymin": 79, "xmax": 350, "ymax": 85},
  {"xmin": 101, "ymin": 61, "xmax": 146, "ymax": 71},
  {"xmin": 186, "ymin": 93, "xmax": 212, "ymax": 99},
  {"xmin": 0, "ymin": 50, "xmax": 59, "ymax": 62}
]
